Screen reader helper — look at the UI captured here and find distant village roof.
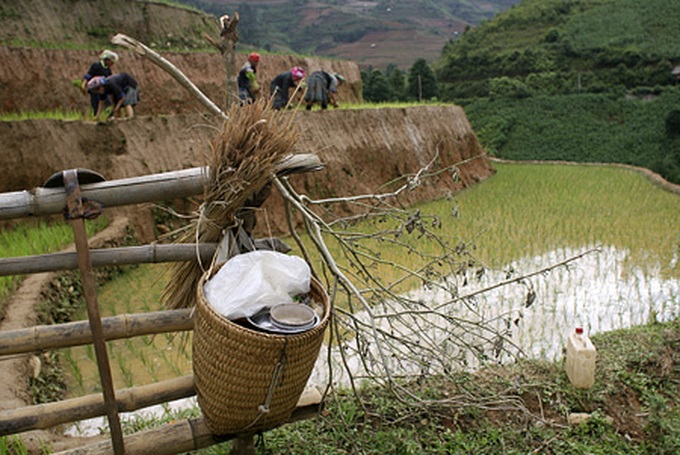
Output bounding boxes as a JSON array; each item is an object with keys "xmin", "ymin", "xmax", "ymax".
[{"xmin": 672, "ymin": 66, "xmax": 680, "ymax": 76}]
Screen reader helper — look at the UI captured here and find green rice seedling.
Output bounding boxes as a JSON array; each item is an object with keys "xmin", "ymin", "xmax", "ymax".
[
  {"xmin": 0, "ymin": 435, "xmax": 30, "ymax": 454},
  {"xmin": 84, "ymin": 344, "xmax": 95, "ymax": 362},
  {"xmin": 116, "ymin": 353, "xmax": 134, "ymax": 388},
  {"xmin": 0, "ymin": 109, "xmax": 84, "ymax": 121},
  {"xmin": 159, "ymin": 349, "xmax": 183, "ymax": 376},
  {"xmin": 421, "ymin": 162, "xmax": 680, "ymax": 276},
  {"xmin": 138, "ymin": 349, "xmax": 158, "ymax": 382},
  {"xmin": 0, "ymin": 217, "xmax": 108, "ymax": 305},
  {"xmin": 62, "ymin": 349, "xmax": 84, "ymax": 393}
]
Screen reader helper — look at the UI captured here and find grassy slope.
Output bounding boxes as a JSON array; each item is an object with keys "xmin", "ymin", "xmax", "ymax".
[
  {"xmin": 462, "ymin": 89, "xmax": 680, "ymax": 164},
  {"xmin": 437, "ymin": 0, "xmax": 680, "ymax": 184},
  {"xmin": 260, "ymin": 319, "xmax": 680, "ymax": 454},
  {"xmin": 82, "ymin": 314, "xmax": 678, "ymax": 454}
]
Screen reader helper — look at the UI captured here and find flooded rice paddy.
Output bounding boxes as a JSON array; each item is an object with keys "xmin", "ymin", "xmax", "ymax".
[{"xmin": 65, "ymin": 243, "xmax": 679, "ymax": 436}]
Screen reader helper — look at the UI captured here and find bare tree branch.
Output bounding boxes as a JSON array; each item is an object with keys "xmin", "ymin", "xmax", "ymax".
[{"xmin": 111, "ymin": 33, "xmax": 227, "ymax": 120}]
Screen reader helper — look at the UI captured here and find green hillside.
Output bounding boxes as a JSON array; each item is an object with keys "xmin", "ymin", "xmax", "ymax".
[
  {"xmin": 437, "ymin": 0, "xmax": 680, "ymax": 98},
  {"xmin": 436, "ymin": 0, "xmax": 680, "ymax": 184}
]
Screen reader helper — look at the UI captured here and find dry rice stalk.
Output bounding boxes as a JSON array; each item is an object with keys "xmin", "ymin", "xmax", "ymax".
[{"xmin": 163, "ymin": 98, "xmax": 301, "ymax": 310}]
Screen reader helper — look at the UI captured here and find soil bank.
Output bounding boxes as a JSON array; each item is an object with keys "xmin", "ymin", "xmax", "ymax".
[{"xmin": 0, "ymin": 106, "xmax": 492, "ymax": 238}]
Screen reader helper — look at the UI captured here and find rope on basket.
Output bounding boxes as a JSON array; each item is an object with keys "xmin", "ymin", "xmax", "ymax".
[{"xmin": 244, "ymin": 339, "xmax": 289, "ymax": 430}]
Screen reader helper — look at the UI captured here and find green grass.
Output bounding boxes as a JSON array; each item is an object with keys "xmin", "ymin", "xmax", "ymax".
[
  {"xmin": 462, "ymin": 90, "xmax": 680, "ymax": 183},
  {"xmin": 0, "ymin": 109, "xmax": 85, "ymax": 122},
  {"xmin": 105, "ymin": 318, "xmax": 679, "ymax": 454},
  {"xmin": 0, "ymin": 217, "xmax": 108, "ymax": 310}
]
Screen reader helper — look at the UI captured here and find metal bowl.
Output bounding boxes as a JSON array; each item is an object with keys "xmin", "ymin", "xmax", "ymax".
[{"xmin": 269, "ymin": 303, "xmax": 317, "ymax": 329}]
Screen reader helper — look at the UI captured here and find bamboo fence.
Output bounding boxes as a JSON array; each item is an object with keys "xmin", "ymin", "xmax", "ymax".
[{"xmin": 0, "ymin": 156, "xmax": 324, "ymax": 454}]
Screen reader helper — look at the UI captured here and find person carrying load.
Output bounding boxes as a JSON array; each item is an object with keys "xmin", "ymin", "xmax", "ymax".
[{"xmin": 238, "ymin": 52, "xmax": 261, "ymax": 104}]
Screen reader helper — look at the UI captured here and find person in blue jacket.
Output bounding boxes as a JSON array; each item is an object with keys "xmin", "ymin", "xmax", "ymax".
[{"xmin": 87, "ymin": 73, "xmax": 139, "ymax": 121}]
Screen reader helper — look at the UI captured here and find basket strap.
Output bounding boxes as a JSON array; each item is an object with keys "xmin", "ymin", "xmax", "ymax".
[{"xmin": 243, "ymin": 339, "xmax": 289, "ymax": 430}]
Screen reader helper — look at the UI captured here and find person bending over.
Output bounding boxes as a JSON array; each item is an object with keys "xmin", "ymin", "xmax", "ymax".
[
  {"xmin": 238, "ymin": 52, "xmax": 261, "ymax": 104},
  {"xmin": 304, "ymin": 71, "xmax": 345, "ymax": 111},
  {"xmin": 81, "ymin": 50, "xmax": 119, "ymax": 116},
  {"xmin": 87, "ymin": 73, "xmax": 139, "ymax": 121},
  {"xmin": 270, "ymin": 67, "xmax": 305, "ymax": 110}
]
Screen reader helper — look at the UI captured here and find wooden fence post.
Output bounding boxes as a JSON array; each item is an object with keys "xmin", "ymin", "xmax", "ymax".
[{"xmin": 63, "ymin": 169, "xmax": 125, "ymax": 455}]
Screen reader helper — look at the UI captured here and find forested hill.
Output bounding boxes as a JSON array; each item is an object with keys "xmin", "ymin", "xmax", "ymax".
[
  {"xmin": 436, "ymin": 0, "xmax": 680, "ymax": 99},
  {"xmin": 434, "ymin": 0, "xmax": 680, "ymax": 185},
  {"xmin": 174, "ymin": 0, "xmax": 520, "ymax": 69}
]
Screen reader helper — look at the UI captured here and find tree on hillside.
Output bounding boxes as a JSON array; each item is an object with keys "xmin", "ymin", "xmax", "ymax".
[
  {"xmin": 407, "ymin": 58, "xmax": 438, "ymax": 101},
  {"xmin": 362, "ymin": 69, "xmax": 392, "ymax": 102},
  {"xmin": 386, "ymin": 65, "xmax": 406, "ymax": 101}
]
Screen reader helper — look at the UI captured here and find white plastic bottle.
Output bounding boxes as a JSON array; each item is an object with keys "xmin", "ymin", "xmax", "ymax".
[{"xmin": 565, "ymin": 327, "xmax": 597, "ymax": 389}]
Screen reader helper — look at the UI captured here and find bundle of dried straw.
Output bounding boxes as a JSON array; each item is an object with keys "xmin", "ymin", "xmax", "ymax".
[{"xmin": 163, "ymin": 99, "xmax": 301, "ymax": 310}]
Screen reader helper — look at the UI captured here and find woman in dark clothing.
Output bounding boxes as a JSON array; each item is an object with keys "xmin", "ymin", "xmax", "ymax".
[
  {"xmin": 81, "ymin": 50, "xmax": 118, "ymax": 115},
  {"xmin": 238, "ymin": 52, "xmax": 261, "ymax": 104},
  {"xmin": 269, "ymin": 67, "xmax": 305, "ymax": 110},
  {"xmin": 304, "ymin": 71, "xmax": 345, "ymax": 110},
  {"xmin": 87, "ymin": 73, "xmax": 139, "ymax": 121}
]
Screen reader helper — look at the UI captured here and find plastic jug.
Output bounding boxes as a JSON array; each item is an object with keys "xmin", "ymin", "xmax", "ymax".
[{"xmin": 565, "ymin": 327, "xmax": 597, "ymax": 389}]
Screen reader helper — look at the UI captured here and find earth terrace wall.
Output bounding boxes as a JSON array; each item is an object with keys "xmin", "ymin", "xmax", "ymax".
[
  {"xmin": 0, "ymin": 47, "xmax": 363, "ymax": 115},
  {"xmin": 0, "ymin": 106, "xmax": 492, "ymax": 237}
]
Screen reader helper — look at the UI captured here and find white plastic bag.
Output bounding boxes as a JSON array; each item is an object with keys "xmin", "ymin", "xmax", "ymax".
[{"xmin": 203, "ymin": 250, "xmax": 311, "ymax": 320}]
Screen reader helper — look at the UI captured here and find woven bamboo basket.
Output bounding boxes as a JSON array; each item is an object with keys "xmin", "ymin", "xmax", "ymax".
[{"xmin": 193, "ymin": 273, "xmax": 330, "ymax": 435}]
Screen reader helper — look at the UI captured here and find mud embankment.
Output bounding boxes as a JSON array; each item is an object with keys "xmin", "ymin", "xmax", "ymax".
[
  {"xmin": 0, "ymin": 106, "xmax": 492, "ymax": 237},
  {"xmin": 0, "ymin": 47, "xmax": 363, "ymax": 116}
]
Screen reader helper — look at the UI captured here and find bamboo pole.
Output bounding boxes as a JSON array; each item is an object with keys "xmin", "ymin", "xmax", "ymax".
[
  {"xmin": 0, "ymin": 167, "xmax": 204, "ymax": 220},
  {"xmin": 0, "ymin": 243, "xmax": 216, "ymax": 277},
  {"xmin": 0, "ymin": 376, "xmax": 195, "ymax": 436},
  {"xmin": 0, "ymin": 237, "xmax": 290, "ymax": 277},
  {"xmin": 0, "ymin": 309, "xmax": 193, "ymax": 356},
  {"xmin": 52, "ymin": 388, "xmax": 323, "ymax": 455},
  {"xmin": 0, "ymin": 154, "xmax": 322, "ymax": 221}
]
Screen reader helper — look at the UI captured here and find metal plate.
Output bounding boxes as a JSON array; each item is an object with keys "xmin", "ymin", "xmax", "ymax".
[{"xmin": 42, "ymin": 169, "xmax": 106, "ymax": 188}]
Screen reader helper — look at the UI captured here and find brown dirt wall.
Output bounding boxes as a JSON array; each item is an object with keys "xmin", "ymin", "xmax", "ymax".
[
  {"xmin": 0, "ymin": 46, "xmax": 363, "ymax": 116},
  {"xmin": 0, "ymin": 106, "xmax": 493, "ymax": 238},
  {"xmin": 0, "ymin": 0, "xmax": 218, "ymax": 48}
]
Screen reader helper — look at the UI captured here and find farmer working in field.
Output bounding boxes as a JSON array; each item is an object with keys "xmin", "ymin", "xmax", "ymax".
[
  {"xmin": 81, "ymin": 50, "xmax": 118, "ymax": 116},
  {"xmin": 270, "ymin": 67, "xmax": 305, "ymax": 110},
  {"xmin": 304, "ymin": 71, "xmax": 345, "ymax": 111},
  {"xmin": 87, "ymin": 72, "xmax": 139, "ymax": 122},
  {"xmin": 238, "ymin": 52, "xmax": 261, "ymax": 104}
]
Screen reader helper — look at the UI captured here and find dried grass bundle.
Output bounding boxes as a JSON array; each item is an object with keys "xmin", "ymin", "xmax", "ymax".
[{"xmin": 163, "ymin": 99, "xmax": 301, "ymax": 310}]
